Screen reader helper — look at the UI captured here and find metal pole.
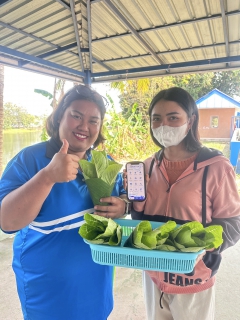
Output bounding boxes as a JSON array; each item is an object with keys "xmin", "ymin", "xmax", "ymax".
[{"xmin": 84, "ymin": 70, "xmax": 92, "ymax": 86}]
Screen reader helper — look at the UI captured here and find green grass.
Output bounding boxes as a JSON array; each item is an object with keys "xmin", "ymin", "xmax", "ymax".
[{"xmin": 201, "ymin": 141, "xmax": 230, "ymax": 158}]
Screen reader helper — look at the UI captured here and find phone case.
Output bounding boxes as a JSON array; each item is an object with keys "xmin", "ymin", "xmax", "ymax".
[{"xmin": 126, "ymin": 161, "xmax": 146, "ymax": 202}]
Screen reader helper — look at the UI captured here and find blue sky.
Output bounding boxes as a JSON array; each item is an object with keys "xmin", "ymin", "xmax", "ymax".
[{"xmin": 3, "ymin": 66, "xmax": 120, "ymax": 116}]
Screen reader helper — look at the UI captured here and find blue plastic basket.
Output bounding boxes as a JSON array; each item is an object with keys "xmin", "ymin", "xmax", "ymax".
[{"xmin": 84, "ymin": 219, "xmax": 204, "ymax": 274}]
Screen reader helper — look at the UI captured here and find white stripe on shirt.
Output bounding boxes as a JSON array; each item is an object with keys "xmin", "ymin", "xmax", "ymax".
[
  {"xmin": 29, "ymin": 220, "xmax": 85, "ymax": 234},
  {"xmin": 30, "ymin": 208, "xmax": 94, "ymax": 227}
]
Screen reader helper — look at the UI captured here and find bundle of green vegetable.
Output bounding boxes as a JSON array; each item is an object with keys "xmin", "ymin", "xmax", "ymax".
[
  {"xmin": 126, "ymin": 220, "xmax": 223, "ymax": 252},
  {"xmin": 79, "ymin": 213, "xmax": 122, "ymax": 246},
  {"xmin": 79, "ymin": 150, "xmax": 122, "ymax": 205}
]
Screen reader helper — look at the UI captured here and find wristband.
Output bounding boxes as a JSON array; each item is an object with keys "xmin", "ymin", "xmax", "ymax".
[{"xmin": 121, "ymin": 198, "xmax": 131, "ymax": 217}]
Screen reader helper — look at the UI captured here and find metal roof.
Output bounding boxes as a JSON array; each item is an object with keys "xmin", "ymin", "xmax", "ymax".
[
  {"xmin": 196, "ymin": 88, "xmax": 240, "ymax": 109},
  {"xmin": 0, "ymin": 0, "xmax": 240, "ymax": 84}
]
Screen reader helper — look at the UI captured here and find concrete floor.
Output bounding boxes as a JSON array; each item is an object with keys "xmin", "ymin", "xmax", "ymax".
[{"xmin": 1, "ymin": 236, "xmax": 240, "ymax": 320}]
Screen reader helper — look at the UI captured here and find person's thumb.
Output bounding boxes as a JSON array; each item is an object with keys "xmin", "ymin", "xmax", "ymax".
[{"xmin": 59, "ymin": 139, "xmax": 69, "ymax": 154}]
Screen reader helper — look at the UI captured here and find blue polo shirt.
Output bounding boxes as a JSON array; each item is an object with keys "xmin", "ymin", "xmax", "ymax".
[{"xmin": 0, "ymin": 139, "xmax": 126, "ymax": 320}]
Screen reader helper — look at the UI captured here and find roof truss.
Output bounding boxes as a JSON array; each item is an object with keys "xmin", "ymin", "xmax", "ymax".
[{"xmin": 0, "ymin": 0, "xmax": 240, "ymax": 83}]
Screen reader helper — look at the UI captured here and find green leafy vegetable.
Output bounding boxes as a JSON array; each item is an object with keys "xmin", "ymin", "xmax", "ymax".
[
  {"xmin": 101, "ymin": 165, "xmax": 123, "ymax": 185},
  {"xmin": 79, "ymin": 161, "xmax": 97, "ymax": 179},
  {"xmin": 79, "ymin": 213, "xmax": 122, "ymax": 246},
  {"xmin": 169, "ymin": 222, "xmax": 223, "ymax": 252},
  {"xmin": 126, "ymin": 220, "xmax": 223, "ymax": 253},
  {"xmin": 131, "ymin": 220, "xmax": 177, "ymax": 250},
  {"xmin": 170, "ymin": 221, "xmax": 204, "ymax": 240},
  {"xmin": 156, "ymin": 244, "xmax": 177, "ymax": 251},
  {"xmin": 109, "ymin": 225, "xmax": 122, "ymax": 246},
  {"xmin": 175, "ymin": 227, "xmax": 199, "ymax": 247},
  {"xmin": 84, "ymin": 212, "xmax": 107, "ymax": 231},
  {"xmin": 79, "ymin": 150, "xmax": 122, "ymax": 205},
  {"xmin": 193, "ymin": 225, "xmax": 223, "ymax": 250}
]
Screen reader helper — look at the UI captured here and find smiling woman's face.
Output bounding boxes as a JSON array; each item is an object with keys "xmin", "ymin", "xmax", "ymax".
[{"xmin": 58, "ymin": 99, "xmax": 102, "ymax": 157}]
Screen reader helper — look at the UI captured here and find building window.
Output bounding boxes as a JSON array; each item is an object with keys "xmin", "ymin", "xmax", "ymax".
[{"xmin": 211, "ymin": 116, "xmax": 219, "ymax": 128}]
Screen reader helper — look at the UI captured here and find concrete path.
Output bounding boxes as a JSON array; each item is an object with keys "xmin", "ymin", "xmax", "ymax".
[
  {"xmin": 1, "ymin": 237, "xmax": 240, "ymax": 320},
  {"xmin": 109, "ymin": 241, "xmax": 240, "ymax": 320}
]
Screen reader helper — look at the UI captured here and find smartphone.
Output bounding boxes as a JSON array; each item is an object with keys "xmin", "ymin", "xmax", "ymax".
[{"xmin": 126, "ymin": 161, "xmax": 146, "ymax": 201}]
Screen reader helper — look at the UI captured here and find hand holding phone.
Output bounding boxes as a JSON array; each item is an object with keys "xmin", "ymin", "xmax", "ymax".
[{"xmin": 126, "ymin": 161, "xmax": 146, "ymax": 201}]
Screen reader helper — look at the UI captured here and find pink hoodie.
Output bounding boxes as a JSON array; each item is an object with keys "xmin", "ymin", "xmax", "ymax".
[{"xmin": 132, "ymin": 147, "xmax": 240, "ymax": 294}]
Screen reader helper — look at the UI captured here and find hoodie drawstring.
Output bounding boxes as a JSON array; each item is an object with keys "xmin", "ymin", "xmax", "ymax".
[{"xmin": 159, "ymin": 292, "xmax": 164, "ymax": 309}]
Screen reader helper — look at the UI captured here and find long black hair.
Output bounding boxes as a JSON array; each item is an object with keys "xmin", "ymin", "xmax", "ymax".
[
  {"xmin": 148, "ymin": 87, "xmax": 202, "ymax": 152},
  {"xmin": 46, "ymin": 85, "xmax": 107, "ymax": 148}
]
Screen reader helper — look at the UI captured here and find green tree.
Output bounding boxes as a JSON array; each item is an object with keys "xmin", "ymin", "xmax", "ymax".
[
  {"xmin": 34, "ymin": 78, "xmax": 66, "ymax": 141},
  {"xmin": 102, "ymin": 94, "xmax": 157, "ymax": 160},
  {"xmin": 111, "ymin": 77, "xmax": 175, "ymax": 121},
  {"xmin": 211, "ymin": 70, "xmax": 240, "ymax": 97},
  {"xmin": 111, "ymin": 71, "xmax": 240, "ymax": 122},
  {"xmin": 3, "ymin": 102, "xmax": 39, "ymax": 129},
  {"xmin": 172, "ymin": 73, "xmax": 214, "ymax": 100}
]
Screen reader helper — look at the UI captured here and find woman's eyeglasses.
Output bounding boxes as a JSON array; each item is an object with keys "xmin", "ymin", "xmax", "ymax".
[{"xmin": 75, "ymin": 85, "xmax": 109, "ymax": 107}]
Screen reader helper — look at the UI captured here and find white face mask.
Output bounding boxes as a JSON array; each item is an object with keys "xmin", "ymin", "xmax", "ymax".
[{"xmin": 152, "ymin": 122, "xmax": 188, "ymax": 148}]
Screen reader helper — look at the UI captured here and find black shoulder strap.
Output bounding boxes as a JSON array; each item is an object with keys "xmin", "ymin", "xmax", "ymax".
[
  {"xmin": 148, "ymin": 150, "xmax": 163, "ymax": 178},
  {"xmin": 202, "ymin": 166, "xmax": 209, "ymax": 227},
  {"xmin": 148, "ymin": 158, "xmax": 155, "ymax": 178}
]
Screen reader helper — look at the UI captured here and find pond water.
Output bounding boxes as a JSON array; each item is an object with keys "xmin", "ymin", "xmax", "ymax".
[
  {"xmin": 3, "ymin": 129, "xmax": 42, "ymax": 169},
  {"xmin": 1, "ymin": 129, "xmax": 42, "ymax": 240}
]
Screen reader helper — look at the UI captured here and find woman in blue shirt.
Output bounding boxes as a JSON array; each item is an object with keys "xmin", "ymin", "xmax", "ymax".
[{"xmin": 0, "ymin": 85, "xmax": 128, "ymax": 320}]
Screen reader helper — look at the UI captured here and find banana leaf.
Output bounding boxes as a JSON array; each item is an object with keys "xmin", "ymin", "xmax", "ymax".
[{"xmin": 85, "ymin": 179, "xmax": 115, "ymax": 205}]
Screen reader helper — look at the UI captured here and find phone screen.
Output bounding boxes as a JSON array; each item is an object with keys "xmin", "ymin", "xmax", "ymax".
[{"xmin": 126, "ymin": 162, "xmax": 146, "ymax": 201}]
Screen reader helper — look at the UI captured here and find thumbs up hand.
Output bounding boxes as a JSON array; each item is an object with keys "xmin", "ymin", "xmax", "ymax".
[
  {"xmin": 59, "ymin": 138, "xmax": 69, "ymax": 154},
  {"xmin": 44, "ymin": 139, "xmax": 80, "ymax": 183}
]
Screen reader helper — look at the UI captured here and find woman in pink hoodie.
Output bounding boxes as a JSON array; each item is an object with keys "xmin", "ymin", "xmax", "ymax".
[{"xmin": 130, "ymin": 87, "xmax": 240, "ymax": 320}]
